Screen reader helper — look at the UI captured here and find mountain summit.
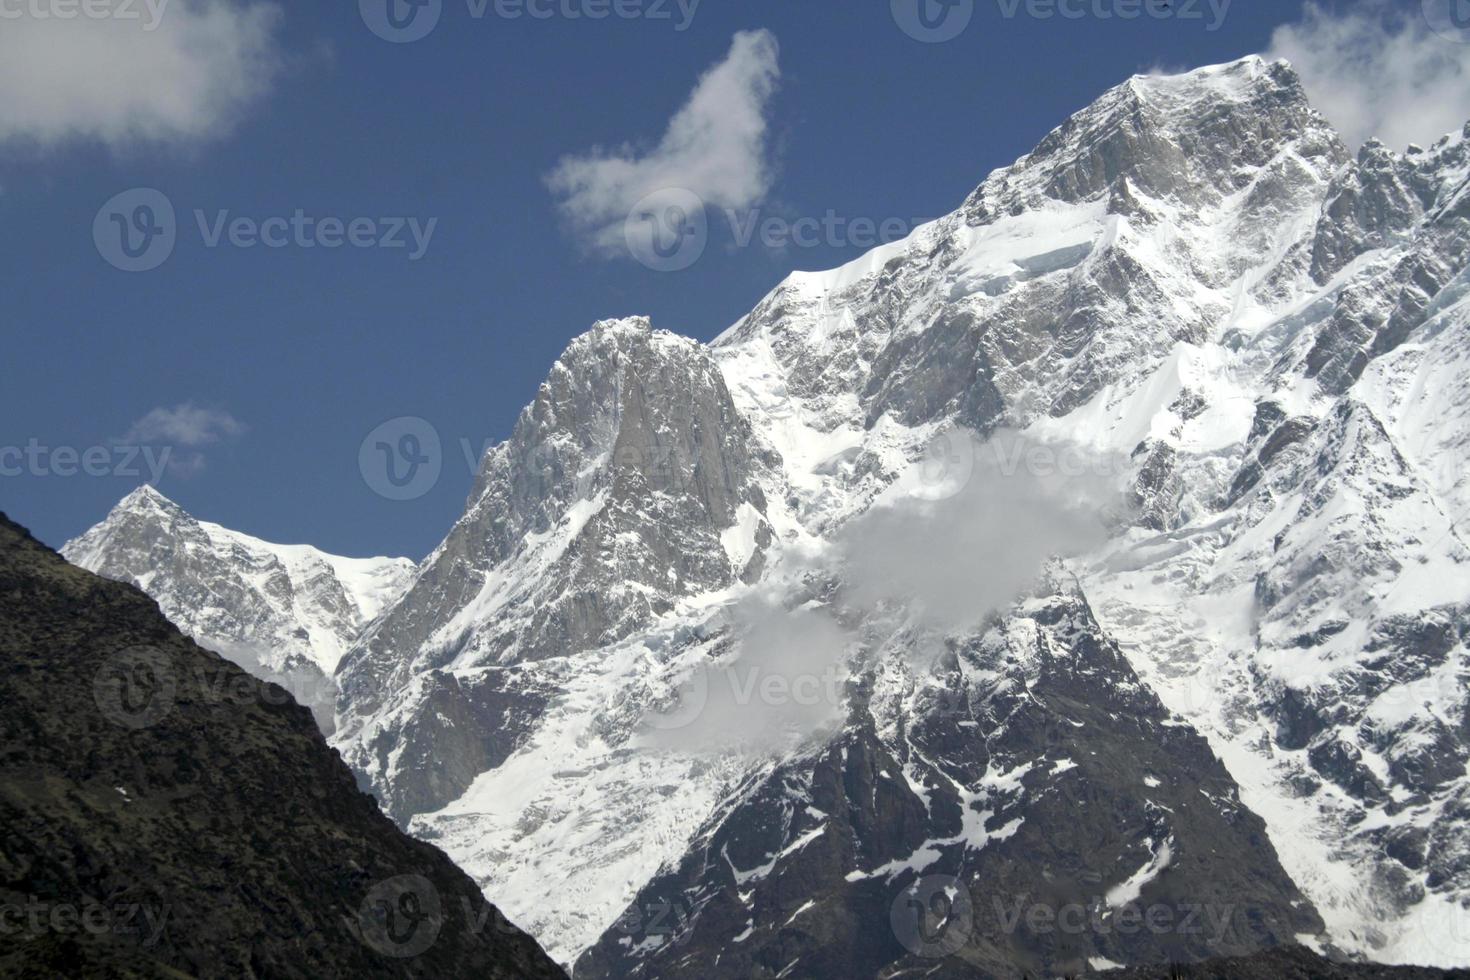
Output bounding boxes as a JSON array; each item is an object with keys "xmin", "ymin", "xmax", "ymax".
[{"xmin": 64, "ymin": 486, "xmax": 415, "ymax": 732}]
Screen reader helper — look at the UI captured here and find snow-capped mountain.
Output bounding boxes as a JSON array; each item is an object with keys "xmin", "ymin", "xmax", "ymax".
[
  {"xmin": 332, "ymin": 320, "xmax": 779, "ymax": 822},
  {"xmin": 68, "ymin": 55, "xmax": 1470, "ymax": 976},
  {"xmin": 63, "ymin": 485, "xmax": 415, "ymax": 731}
]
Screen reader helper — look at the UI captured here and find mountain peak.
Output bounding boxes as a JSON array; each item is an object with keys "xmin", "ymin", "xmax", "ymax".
[
  {"xmin": 63, "ymin": 489, "xmax": 416, "ymax": 695},
  {"xmin": 963, "ymin": 54, "xmax": 1341, "ymax": 223},
  {"xmin": 1126, "ymin": 54, "xmax": 1290, "ymax": 97},
  {"xmin": 589, "ymin": 314, "xmax": 651, "ymax": 335},
  {"xmin": 112, "ymin": 483, "xmax": 180, "ymax": 517}
]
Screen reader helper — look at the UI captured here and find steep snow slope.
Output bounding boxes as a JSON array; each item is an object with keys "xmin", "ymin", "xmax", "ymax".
[{"xmin": 334, "ymin": 318, "xmax": 779, "ymax": 822}]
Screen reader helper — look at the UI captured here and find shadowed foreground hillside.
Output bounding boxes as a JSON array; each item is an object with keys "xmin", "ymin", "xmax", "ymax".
[
  {"xmin": 1106, "ymin": 946, "xmax": 1470, "ymax": 978},
  {"xmin": 0, "ymin": 513, "xmax": 566, "ymax": 979}
]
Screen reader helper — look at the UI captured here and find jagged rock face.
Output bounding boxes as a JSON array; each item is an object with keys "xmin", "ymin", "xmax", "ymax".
[
  {"xmin": 1296, "ymin": 128, "xmax": 1470, "ymax": 394},
  {"xmin": 62, "ymin": 486, "xmax": 414, "ymax": 733},
  {"xmin": 962, "ymin": 58, "xmax": 1344, "ymax": 218},
  {"xmin": 334, "ymin": 318, "xmax": 778, "ymax": 822},
  {"xmin": 1109, "ymin": 946, "xmax": 1470, "ymax": 978},
  {"xmin": 577, "ymin": 586, "xmax": 1320, "ymax": 979},
  {"xmin": 0, "ymin": 514, "xmax": 565, "ymax": 979},
  {"xmin": 64, "ymin": 54, "xmax": 1470, "ymax": 974},
  {"xmin": 1071, "ymin": 122, "xmax": 1470, "ymax": 966},
  {"xmin": 711, "ymin": 58, "xmax": 1346, "ymax": 536}
]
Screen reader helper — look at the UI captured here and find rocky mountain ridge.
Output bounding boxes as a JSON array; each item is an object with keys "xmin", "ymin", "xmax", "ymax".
[
  {"xmin": 1, "ymin": 512, "xmax": 564, "ymax": 978},
  {"xmin": 63, "ymin": 485, "xmax": 415, "ymax": 732}
]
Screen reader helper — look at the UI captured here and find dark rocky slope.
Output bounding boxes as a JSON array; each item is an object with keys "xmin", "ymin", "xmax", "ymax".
[
  {"xmin": 1106, "ymin": 946, "xmax": 1470, "ymax": 978},
  {"xmin": 577, "ymin": 584, "xmax": 1326, "ymax": 979},
  {"xmin": 0, "ymin": 513, "xmax": 566, "ymax": 979}
]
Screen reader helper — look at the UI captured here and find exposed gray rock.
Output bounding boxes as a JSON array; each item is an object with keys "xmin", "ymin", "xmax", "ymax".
[
  {"xmin": 62, "ymin": 486, "xmax": 413, "ymax": 734},
  {"xmin": 577, "ymin": 582, "xmax": 1321, "ymax": 979},
  {"xmin": 334, "ymin": 317, "xmax": 779, "ymax": 821}
]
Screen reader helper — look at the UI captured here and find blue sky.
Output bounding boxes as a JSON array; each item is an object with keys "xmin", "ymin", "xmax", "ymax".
[{"xmin": 2, "ymin": 0, "xmax": 1463, "ymax": 558}]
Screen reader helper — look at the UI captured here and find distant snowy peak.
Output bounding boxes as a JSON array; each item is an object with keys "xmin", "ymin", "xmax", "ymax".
[{"xmin": 62, "ymin": 485, "xmax": 414, "ymax": 677}]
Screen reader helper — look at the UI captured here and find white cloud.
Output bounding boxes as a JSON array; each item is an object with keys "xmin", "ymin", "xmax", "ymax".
[
  {"xmin": 545, "ymin": 29, "xmax": 781, "ymax": 256},
  {"xmin": 119, "ymin": 403, "xmax": 245, "ymax": 446},
  {"xmin": 1266, "ymin": 0, "xmax": 1470, "ymax": 151},
  {"xmin": 115, "ymin": 403, "xmax": 245, "ymax": 476},
  {"xmin": 0, "ymin": 0, "xmax": 284, "ymax": 150},
  {"xmin": 645, "ymin": 430, "xmax": 1126, "ymax": 755},
  {"xmin": 645, "ymin": 591, "xmax": 853, "ymax": 755},
  {"xmin": 832, "ymin": 429, "xmax": 1120, "ymax": 635}
]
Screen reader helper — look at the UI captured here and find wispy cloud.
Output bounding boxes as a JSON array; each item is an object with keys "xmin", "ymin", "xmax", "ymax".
[
  {"xmin": 0, "ymin": 0, "xmax": 285, "ymax": 151},
  {"xmin": 545, "ymin": 29, "xmax": 781, "ymax": 256},
  {"xmin": 831, "ymin": 430, "xmax": 1120, "ymax": 635},
  {"xmin": 115, "ymin": 403, "xmax": 245, "ymax": 477},
  {"xmin": 1267, "ymin": 0, "xmax": 1470, "ymax": 151},
  {"xmin": 645, "ymin": 431, "xmax": 1124, "ymax": 755}
]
